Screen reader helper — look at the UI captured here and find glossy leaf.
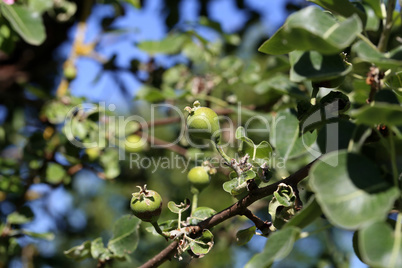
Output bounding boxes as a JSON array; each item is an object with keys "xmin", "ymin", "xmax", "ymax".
[
  {"xmin": 358, "ymin": 220, "xmax": 402, "ymax": 268},
  {"xmin": 236, "ymin": 226, "xmax": 256, "ymax": 246},
  {"xmin": 352, "ymin": 40, "xmax": 402, "ymax": 69},
  {"xmin": 245, "ymin": 227, "xmax": 301, "ymax": 268},
  {"xmin": 363, "ymin": 4, "xmax": 380, "ymax": 31},
  {"xmin": 290, "ymin": 51, "xmax": 352, "ymax": 82},
  {"xmin": 309, "ymin": 151, "xmax": 399, "ymax": 229},
  {"xmin": 258, "ymin": 26, "xmax": 293, "ymax": 55},
  {"xmin": 259, "ymin": 7, "xmax": 362, "ymax": 55},
  {"xmin": 363, "ymin": 0, "xmax": 384, "ymax": 18},
  {"xmin": 308, "ymin": 0, "xmax": 367, "ymax": 22},
  {"xmin": 270, "ymin": 110, "xmax": 301, "ymax": 161},
  {"xmin": 352, "ymin": 103, "xmax": 402, "ymax": 126},
  {"xmin": 107, "ymin": 215, "xmax": 140, "ymax": 257},
  {"xmin": 1, "ymin": 4, "xmax": 46, "ymax": 45}
]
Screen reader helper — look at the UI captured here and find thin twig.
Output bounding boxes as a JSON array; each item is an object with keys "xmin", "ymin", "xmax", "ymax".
[{"xmin": 242, "ymin": 209, "xmax": 271, "ymax": 235}]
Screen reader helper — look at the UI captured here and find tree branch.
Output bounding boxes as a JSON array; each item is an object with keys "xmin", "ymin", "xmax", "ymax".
[
  {"xmin": 242, "ymin": 209, "xmax": 271, "ymax": 235},
  {"xmin": 139, "ymin": 158, "xmax": 318, "ymax": 268}
]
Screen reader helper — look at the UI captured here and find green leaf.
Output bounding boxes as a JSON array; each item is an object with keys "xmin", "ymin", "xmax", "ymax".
[
  {"xmin": 352, "ymin": 103, "xmax": 402, "ymax": 126},
  {"xmin": 236, "ymin": 226, "xmax": 256, "ymax": 246},
  {"xmin": 286, "ymin": 7, "xmax": 362, "ymax": 54},
  {"xmin": 64, "ymin": 240, "xmax": 92, "ymax": 260},
  {"xmin": 7, "ymin": 207, "xmax": 33, "ymax": 225},
  {"xmin": 46, "ymin": 163, "xmax": 66, "ymax": 184},
  {"xmin": 273, "ymin": 191, "xmax": 293, "ymax": 207},
  {"xmin": 189, "ymin": 207, "xmax": 216, "ymax": 225},
  {"xmin": 100, "ymin": 148, "xmax": 120, "ymax": 179},
  {"xmin": 254, "ymin": 75, "xmax": 306, "ymax": 99},
  {"xmin": 42, "ymin": 100, "xmax": 72, "ymax": 124},
  {"xmin": 91, "ymin": 237, "xmax": 106, "ymax": 259},
  {"xmin": 137, "ymin": 34, "xmax": 189, "ymax": 55},
  {"xmin": 363, "ymin": 0, "xmax": 384, "ymax": 19},
  {"xmin": 259, "ymin": 7, "xmax": 362, "ymax": 55},
  {"xmin": 1, "ymin": 4, "xmax": 46, "ymax": 45},
  {"xmin": 189, "ymin": 229, "xmax": 214, "ymax": 257},
  {"xmin": 236, "ymin": 127, "xmax": 273, "ymax": 164},
  {"xmin": 146, "ymin": 220, "xmax": 177, "ymax": 236},
  {"xmin": 309, "ymin": 151, "xmax": 399, "ymax": 229},
  {"xmin": 386, "ymin": 72, "xmax": 402, "ymax": 90},
  {"xmin": 136, "ymin": 86, "xmax": 165, "ymax": 102},
  {"xmin": 270, "ymin": 110, "xmax": 300, "ymax": 161},
  {"xmin": 269, "ymin": 183, "xmax": 297, "ymax": 228},
  {"xmin": 29, "ymin": 0, "xmax": 53, "ymax": 14},
  {"xmin": 240, "ymin": 61, "xmax": 261, "ymax": 84},
  {"xmin": 258, "ymin": 26, "xmax": 294, "ymax": 55},
  {"xmin": 289, "ymin": 51, "xmax": 352, "ymax": 82},
  {"xmin": 307, "ymin": 0, "xmax": 367, "ymax": 22},
  {"xmin": 363, "ymin": 4, "xmax": 380, "ymax": 31},
  {"xmin": 352, "ymin": 40, "xmax": 402, "ymax": 69},
  {"xmin": 21, "ymin": 230, "xmax": 54, "ymax": 240},
  {"xmin": 222, "ymin": 176, "xmax": 249, "ymax": 199},
  {"xmin": 245, "ymin": 227, "xmax": 301, "ymax": 268},
  {"xmin": 223, "ymin": 177, "xmax": 239, "ymax": 194},
  {"xmin": 167, "ymin": 199, "xmax": 190, "ymax": 214},
  {"xmin": 107, "ymin": 215, "xmax": 140, "ymax": 257},
  {"xmin": 358, "ymin": 220, "xmax": 402, "ymax": 268},
  {"xmin": 284, "ymin": 198, "xmax": 322, "ymax": 229}
]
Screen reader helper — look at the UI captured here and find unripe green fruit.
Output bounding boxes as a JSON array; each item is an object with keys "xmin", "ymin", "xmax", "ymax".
[
  {"xmin": 125, "ymin": 134, "xmax": 146, "ymax": 153},
  {"xmin": 130, "ymin": 186, "xmax": 162, "ymax": 223},
  {"xmin": 187, "ymin": 107, "xmax": 220, "ymax": 142},
  {"xmin": 85, "ymin": 147, "xmax": 100, "ymax": 161},
  {"xmin": 187, "ymin": 166, "xmax": 210, "ymax": 194},
  {"xmin": 63, "ymin": 64, "xmax": 77, "ymax": 80}
]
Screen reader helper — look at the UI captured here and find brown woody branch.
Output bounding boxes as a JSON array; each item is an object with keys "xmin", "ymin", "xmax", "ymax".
[
  {"xmin": 139, "ymin": 158, "xmax": 318, "ymax": 268},
  {"xmin": 242, "ymin": 209, "xmax": 271, "ymax": 235}
]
